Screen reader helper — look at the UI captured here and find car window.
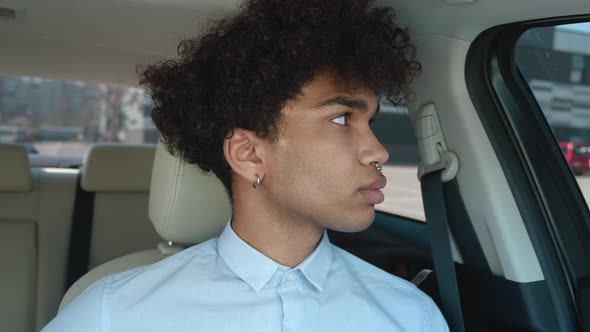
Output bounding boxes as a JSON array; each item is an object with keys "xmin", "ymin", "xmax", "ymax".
[
  {"xmin": 515, "ymin": 23, "xmax": 590, "ymax": 202},
  {"xmin": 0, "ymin": 75, "xmax": 156, "ymax": 166},
  {"xmin": 511, "ymin": 22, "xmax": 590, "ymax": 321},
  {"xmin": 373, "ymin": 101, "xmax": 425, "ymax": 221}
]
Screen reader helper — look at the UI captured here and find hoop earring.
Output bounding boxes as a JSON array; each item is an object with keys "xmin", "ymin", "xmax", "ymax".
[{"xmin": 252, "ymin": 174, "xmax": 262, "ymax": 189}]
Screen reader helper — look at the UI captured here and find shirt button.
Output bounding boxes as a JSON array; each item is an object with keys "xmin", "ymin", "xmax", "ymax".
[{"xmin": 287, "ymin": 272, "xmax": 295, "ymax": 280}]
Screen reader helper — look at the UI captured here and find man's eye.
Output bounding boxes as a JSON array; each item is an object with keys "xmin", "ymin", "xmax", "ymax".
[{"xmin": 331, "ymin": 114, "xmax": 348, "ymax": 126}]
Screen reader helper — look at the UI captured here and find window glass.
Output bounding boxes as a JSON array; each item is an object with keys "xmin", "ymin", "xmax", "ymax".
[
  {"xmin": 373, "ymin": 101, "xmax": 425, "ymax": 221},
  {"xmin": 0, "ymin": 75, "xmax": 156, "ymax": 166},
  {"xmin": 574, "ymin": 145, "xmax": 590, "ymax": 155},
  {"xmin": 515, "ymin": 22, "xmax": 590, "ymax": 202}
]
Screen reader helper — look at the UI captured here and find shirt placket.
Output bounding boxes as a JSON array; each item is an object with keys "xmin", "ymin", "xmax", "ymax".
[{"xmin": 278, "ymin": 269, "xmax": 300, "ymax": 332}]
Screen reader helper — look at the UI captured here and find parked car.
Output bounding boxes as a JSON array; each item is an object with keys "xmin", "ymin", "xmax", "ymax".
[
  {"xmin": 0, "ymin": 126, "xmax": 18, "ymax": 143},
  {"xmin": 560, "ymin": 141, "xmax": 590, "ymax": 174},
  {"xmin": 21, "ymin": 143, "xmax": 38, "ymax": 155}
]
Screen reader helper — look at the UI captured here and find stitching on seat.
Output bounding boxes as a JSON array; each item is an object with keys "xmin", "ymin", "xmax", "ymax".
[{"xmin": 163, "ymin": 157, "xmax": 181, "ymax": 238}]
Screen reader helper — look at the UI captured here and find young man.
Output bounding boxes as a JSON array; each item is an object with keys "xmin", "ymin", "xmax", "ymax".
[{"xmin": 44, "ymin": 0, "xmax": 448, "ymax": 331}]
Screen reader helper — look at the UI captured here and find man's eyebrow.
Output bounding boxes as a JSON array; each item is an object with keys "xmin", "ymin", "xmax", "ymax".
[{"xmin": 314, "ymin": 96, "xmax": 370, "ymax": 113}]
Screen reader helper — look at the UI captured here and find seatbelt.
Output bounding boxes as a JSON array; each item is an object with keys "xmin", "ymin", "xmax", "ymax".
[
  {"xmin": 65, "ymin": 174, "xmax": 95, "ymax": 289},
  {"xmin": 421, "ymin": 169, "xmax": 465, "ymax": 332}
]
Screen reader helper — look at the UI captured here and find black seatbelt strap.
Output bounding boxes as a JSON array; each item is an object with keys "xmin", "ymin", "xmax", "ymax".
[
  {"xmin": 65, "ymin": 173, "xmax": 95, "ymax": 289},
  {"xmin": 421, "ymin": 169, "xmax": 466, "ymax": 332}
]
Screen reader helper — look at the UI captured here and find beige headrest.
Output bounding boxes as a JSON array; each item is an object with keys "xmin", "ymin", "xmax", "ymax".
[
  {"xmin": 0, "ymin": 144, "xmax": 32, "ymax": 192},
  {"xmin": 82, "ymin": 144, "xmax": 156, "ymax": 192},
  {"xmin": 149, "ymin": 142, "xmax": 231, "ymax": 245}
]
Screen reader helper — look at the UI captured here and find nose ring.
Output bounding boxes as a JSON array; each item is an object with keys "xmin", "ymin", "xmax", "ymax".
[{"xmin": 375, "ymin": 163, "xmax": 383, "ymax": 172}]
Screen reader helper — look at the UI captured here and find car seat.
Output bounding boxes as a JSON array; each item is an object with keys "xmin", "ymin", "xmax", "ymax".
[{"xmin": 58, "ymin": 141, "xmax": 231, "ymax": 311}]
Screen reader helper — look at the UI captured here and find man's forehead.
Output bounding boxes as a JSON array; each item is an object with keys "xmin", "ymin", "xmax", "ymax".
[{"xmin": 287, "ymin": 72, "xmax": 378, "ymax": 110}]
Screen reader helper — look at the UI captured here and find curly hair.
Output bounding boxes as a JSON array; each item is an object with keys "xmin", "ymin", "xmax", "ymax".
[{"xmin": 139, "ymin": 0, "xmax": 421, "ymax": 197}]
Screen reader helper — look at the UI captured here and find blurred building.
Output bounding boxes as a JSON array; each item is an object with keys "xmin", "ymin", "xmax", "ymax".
[
  {"xmin": 517, "ymin": 25, "xmax": 590, "ymax": 142},
  {"xmin": 0, "ymin": 75, "xmax": 157, "ymax": 144}
]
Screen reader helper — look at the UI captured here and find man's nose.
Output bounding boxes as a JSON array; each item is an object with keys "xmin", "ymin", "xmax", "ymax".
[{"xmin": 359, "ymin": 130, "xmax": 389, "ymax": 166}]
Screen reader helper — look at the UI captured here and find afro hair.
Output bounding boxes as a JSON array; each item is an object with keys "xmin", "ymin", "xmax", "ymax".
[{"xmin": 139, "ymin": 0, "xmax": 421, "ymax": 196}]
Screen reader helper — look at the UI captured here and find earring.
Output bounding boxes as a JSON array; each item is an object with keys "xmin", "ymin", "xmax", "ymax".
[
  {"xmin": 252, "ymin": 174, "xmax": 261, "ymax": 189},
  {"xmin": 375, "ymin": 163, "xmax": 383, "ymax": 172}
]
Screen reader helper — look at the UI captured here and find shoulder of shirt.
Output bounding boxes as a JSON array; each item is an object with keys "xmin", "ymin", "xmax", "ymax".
[
  {"xmin": 330, "ymin": 245, "xmax": 446, "ymax": 330},
  {"xmin": 101, "ymin": 237, "xmax": 219, "ymax": 285},
  {"xmin": 46, "ymin": 238, "xmax": 220, "ymax": 330},
  {"xmin": 330, "ymin": 244, "xmax": 432, "ymax": 302}
]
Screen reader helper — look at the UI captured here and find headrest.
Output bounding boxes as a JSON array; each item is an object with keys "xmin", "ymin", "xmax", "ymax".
[
  {"xmin": 0, "ymin": 144, "xmax": 32, "ymax": 192},
  {"xmin": 82, "ymin": 144, "xmax": 156, "ymax": 192},
  {"xmin": 149, "ymin": 142, "xmax": 231, "ymax": 245}
]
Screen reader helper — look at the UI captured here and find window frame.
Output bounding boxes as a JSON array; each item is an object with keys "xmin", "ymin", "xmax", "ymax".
[{"xmin": 466, "ymin": 15, "xmax": 590, "ymax": 330}]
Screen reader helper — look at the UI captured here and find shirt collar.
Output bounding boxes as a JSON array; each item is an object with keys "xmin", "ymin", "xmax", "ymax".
[
  {"xmin": 295, "ymin": 230, "xmax": 333, "ymax": 292},
  {"xmin": 218, "ymin": 221, "xmax": 280, "ymax": 292},
  {"xmin": 217, "ymin": 220, "xmax": 334, "ymax": 292}
]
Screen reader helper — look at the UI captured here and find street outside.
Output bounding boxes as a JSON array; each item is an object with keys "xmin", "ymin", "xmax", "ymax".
[
  {"xmin": 378, "ymin": 164, "xmax": 590, "ymax": 222},
  {"xmin": 34, "ymin": 141, "xmax": 92, "ymax": 157},
  {"xmin": 378, "ymin": 165, "xmax": 425, "ymax": 221}
]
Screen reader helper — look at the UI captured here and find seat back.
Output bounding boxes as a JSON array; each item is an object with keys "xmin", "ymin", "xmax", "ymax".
[
  {"xmin": 0, "ymin": 144, "xmax": 36, "ymax": 332},
  {"xmin": 59, "ymin": 141, "xmax": 232, "ymax": 311},
  {"xmin": 80, "ymin": 143, "xmax": 160, "ymax": 270},
  {"xmin": 0, "ymin": 144, "xmax": 80, "ymax": 332}
]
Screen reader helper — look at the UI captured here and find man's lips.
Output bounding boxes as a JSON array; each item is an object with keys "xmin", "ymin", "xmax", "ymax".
[{"xmin": 359, "ymin": 176, "xmax": 387, "ymax": 204}]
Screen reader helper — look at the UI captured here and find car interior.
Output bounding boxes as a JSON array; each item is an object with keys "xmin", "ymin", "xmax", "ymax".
[{"xmin": 1, "ymin": 0, "xmax": 589, "ymax": 331}]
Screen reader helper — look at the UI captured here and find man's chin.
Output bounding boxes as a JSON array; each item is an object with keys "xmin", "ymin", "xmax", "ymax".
[{"xmin": 329, "ymin": 209, "xmax": 376, "ymax": 233}]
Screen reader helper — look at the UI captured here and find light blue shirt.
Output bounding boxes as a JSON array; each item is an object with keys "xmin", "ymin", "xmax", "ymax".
[{"xmin": 44, "ymin": 222, "xmax": 448, "ymax": 332}]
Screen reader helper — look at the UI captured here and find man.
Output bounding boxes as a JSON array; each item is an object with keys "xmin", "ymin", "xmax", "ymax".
[{"xmin": 44, "ymin": 0, "xmax": 448, "ymax": 331}]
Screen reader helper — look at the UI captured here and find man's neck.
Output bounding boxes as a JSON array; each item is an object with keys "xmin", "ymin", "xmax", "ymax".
[{"xmin": 230, "ymin": 197, "xmax": 325, "ymax": 268}]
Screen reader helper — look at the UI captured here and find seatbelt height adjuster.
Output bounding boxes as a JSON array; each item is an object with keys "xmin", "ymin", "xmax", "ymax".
[{"xmin": 413, "ymin": 103, "xmax": 459, "ymax": 182}]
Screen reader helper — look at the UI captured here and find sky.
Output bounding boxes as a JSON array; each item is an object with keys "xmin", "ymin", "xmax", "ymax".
[{"xmin": 556, "ymin": 22, "xmax": 590, "ymax": 34}]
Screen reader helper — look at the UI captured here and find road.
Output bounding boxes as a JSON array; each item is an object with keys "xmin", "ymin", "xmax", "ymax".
[
  {"xmin": 379, "ymin": 164, "xmax": 590, "ymax": 222},
  {"xmin": 378, "ymin": 165, "xmax": 425, "ymax": 221},
  {"xmin": 34, "ymin": 141, "xmax": 90, "ymax": 156}
]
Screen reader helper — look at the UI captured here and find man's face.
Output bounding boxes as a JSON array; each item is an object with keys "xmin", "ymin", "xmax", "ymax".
[{"xmin": 261, "ymin": 72, "xmax": 389, "ymax": 232}]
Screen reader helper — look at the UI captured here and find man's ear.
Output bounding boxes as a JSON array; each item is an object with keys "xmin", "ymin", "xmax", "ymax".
[{"xmin": 223, "ymin": 128, "xmax": 265, "ymax": 185}]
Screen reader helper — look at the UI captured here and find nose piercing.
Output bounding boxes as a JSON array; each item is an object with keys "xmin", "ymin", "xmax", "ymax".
[{"xmin": 375, "ymin": 163, "xmax": 383, "ymax": 172}]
